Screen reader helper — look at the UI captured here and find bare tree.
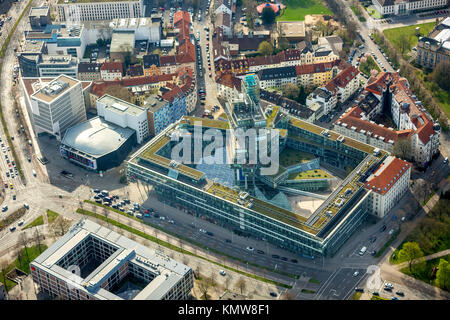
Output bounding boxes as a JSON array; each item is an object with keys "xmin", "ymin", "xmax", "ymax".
[
  {"xmin": 34, "ymin": 228, "xmax": 44, "ymax": 254},
  {"xmin": 197, "ymin": 276, "xmax": 214, "ymax": 300},
  {"xmin": 19, "ymin": 233, "xmax": 29, "ymax": 262},
  {"xmin": 51, "ymin": 216, "xmax": 71, "ymax": 237},
  {"xmin": 393, "ymin": 138, "xmax": 412, "ymax": 160},
  {"xmin": 194, "ymin": 265, "xmax": 201, "ymax": 280},
  {"xmin": 281, "ymin": 290, "xmax": 295, "ymax": 300},
  {"xmin": 235, "ymin": 277, "xmax": 247, "ymax": 295},
  {"xmin": 224, "ymin": 276, "xmax": 231, "ymax": 291}
]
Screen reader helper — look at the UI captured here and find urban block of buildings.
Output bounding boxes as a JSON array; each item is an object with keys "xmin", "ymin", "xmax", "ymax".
[
  {"xmin": 30, "ymin": 219, "xmax": 193, "ymax": 300},
  {"xmin": 334, "ymin": 72, "xmax": 440, "ymax": 168}
]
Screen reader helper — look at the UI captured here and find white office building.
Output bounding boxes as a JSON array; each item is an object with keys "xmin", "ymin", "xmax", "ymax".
[
  {"xmin": 57, "ymin": 0, "xmax": 144, "ymax": 22},
  {"xmin": 372, "ymin": 0, "xmax": 448, "ymax": 16},
  {"xmin": 29, "ymin": 75, "xmax": 87, "ymax": 140},
  {"xmin": 96, "ymin": 94, "xmax": 149, "ymax": 144}
]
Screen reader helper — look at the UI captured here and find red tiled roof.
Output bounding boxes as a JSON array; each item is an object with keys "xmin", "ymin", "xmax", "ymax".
[
  {"xmin": 160, "ymin": 55, "xmax": 177, "ymax": 66},
  {"xmin": 416, "ymin": 119, "xmax": 435, "ymax": 145},
  {"xmin": 173, "ymin": 11, "xmax": 191, "ymax": 25},
  {"xmin": 100, "ymin": 62, "xmax": 123, "ymax": 73},
  {"xmin": 325, "ymin": 65, "xmax": 359, "ymax": 92},
  {"xmin": 336, "ymin": 109, "xmax": 413, "ymax": 143},
  {"xmin": 364, "ymin": 156, "xmax": 411, "ymax": 195},
  {"xmin": 216, "ymin": 72, "xmax": 241, "ymax": 91},
  {"xmin": 161, "ymin": 85, "xmax": 183, "ymax": 103}
]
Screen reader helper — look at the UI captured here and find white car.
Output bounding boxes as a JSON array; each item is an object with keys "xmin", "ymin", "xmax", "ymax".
[
  {"xmin": 199, "ymin": 228, "xmax": 207, "ymax": 233},
  {"xmin": 389, "ymin": 229, "xmax": 395, "ymax": 235},
  {"xmin": 219, "ymin": 270, "xmax": 226, "ymax": 276},
  {"xmin": 246, "ymin": 246, "xmax": 254, "ymax": 252},
  {"xmin": 353, "ymin": 271, "xmax": 359, "ymax": 277}
]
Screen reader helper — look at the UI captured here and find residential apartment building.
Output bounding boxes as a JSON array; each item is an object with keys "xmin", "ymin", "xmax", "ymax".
[
  {"xmin": 295, "ymin": 60, "xmax": 341, "ymax": 88},
  {"xmin": 365, "ymin": 156, "xmax": 411, "ymax": 218},
  {"xmin": 96, "ymin": 94, "xmax": 149, "ymax": 144},
  {"xmin": 306, "ymin": 87, "xmax": 337, "ymax": 115},
  {"xmin": 57, "ymin": 0, "xmax": 144, "ymax": 22},
  {"xmin": 78, "ymin": 62, "xmax": 102, "ymax": 81},
  {"xmin": 27, "ymin": 75, "xmax": 87, "ymax": 140},
  {"xmin": 216, "ymin": 72, "xmax": 242, "ymax": 101},
  {"xmin": 257, "ymin": 66, "xmax": 297, "ymax": 90},
  {"xmin": 143, "ymin": 54, "xmax": 160, "ymax": 76},
  {"xmin": 334, "ymin": 72, "xmax": 440, "ymax": 168},
  {"xmin": 216, "ymin": 11, "xmax": 232, "ymax": 37},
  {"xmin": 100, "ymin": 62, "xmax": 123, "ymax": 81},
  {"xmin": 372, "ymin": 0, "xmax": 448, "ymax": 16},
  {"xmin": 30, "ymin": 219, "xmax": 193, "ymax": 300},
  {"xmin": 416, "ymin": 17, "xmax": 450, "ymax": 69}
]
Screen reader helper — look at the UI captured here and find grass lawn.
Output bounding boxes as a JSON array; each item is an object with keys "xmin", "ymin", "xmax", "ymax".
[
  {"xmin": 416, "ymin": 69, "xmax": 450, "ymax": 118},
  {"xmin": 288, "ymin": 169, "xmax": 332, "ymax": 180},
  {"xmin": 309, "ymin": 278, "xmax": 320, "ymax": 284},
  {"xmin": 0, "ymin": 244, "xmax": 47, "ymax": 291},
  {"xmin": 350, "ymin": 292, "xmax": 362, "ymax": 300},
  {"xmin": 366, "ymin": 5, "xmax": 382, "ymax": 19},
  {"xmin": 46, "ymin": 210, "xmax": 59, "ymax": 224},
  {"xmin": 23, "ymin": 215, "xmax": 44, "ymax": 229},
  {"xmin": 279, "ymin": 148, "xmax": 315, "ymax": 167},
  {"xmin": 383, "ymin": 22, "xmax": 435, "ymax": 55},
  {"xmin": 391, "ymin": 191, "xmax": 450, "ymax": 263},
  {"xmin": 359, "ymin": 56, "xmax": 381, "ymax": 76},
  {"xmin": 400, "ymin": 255, "xmax": 449, "ymax": 291},
  {"xmin": 301, "ymin": 288, "xmax": 316, "ymax": 294},
  {"xmin": 277, "ymin": 0, "xmax": 332, "ymax": 21},
  {"xmin": 371, "ymin": 294, "xmax": 388, "ymax": 300}
]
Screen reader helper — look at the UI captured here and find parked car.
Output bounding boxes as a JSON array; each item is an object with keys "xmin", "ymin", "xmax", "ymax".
[
  {"xmin": 269, "ymin": 292, "xmax": 278, "ymax": 297},
  {"xmin": 246, "ymin": 246, "xmax": 254, "ymax": 252},
  {"xmin": 219, "ymin": 270, "xmax": 226, "ymax": 276}
]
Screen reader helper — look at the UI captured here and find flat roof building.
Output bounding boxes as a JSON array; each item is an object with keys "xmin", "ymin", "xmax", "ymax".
[
  {"xmin": 96, "ymin": 94, "xmax": 149, "ymax": 144},
  {"xmin": 60, "ymin": 116, "xmax": 136, "ymax": 171},
  {"xmin": 29, "ymin": 75, "xmax": 87, "ymax": 140},
  {"xmin": 277, "ymin": 21, "xmax": 306, "ymax": 43},
  {"xmin": 29, "ymin": 6, "xmax": 50, "ymax": 29},
  {"xmin": 110, "ymin": 30, "xmax": 135, "ymax": 62},
  {"xmin": 30, "ymin": 219, "xmax": 193, "ymax": 300}
]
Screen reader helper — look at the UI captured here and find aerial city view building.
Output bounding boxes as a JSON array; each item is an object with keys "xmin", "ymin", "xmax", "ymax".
[{"xmin": 0, "ymin": 0, "xmax": 448, "ymax": 308}]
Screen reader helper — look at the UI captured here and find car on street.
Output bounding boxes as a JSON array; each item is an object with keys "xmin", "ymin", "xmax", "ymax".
[
  {"xmin": 256, "ymin": 250, "xmax": 264, "ymax": 254},
  {"xmin": 206, "ymin": 231, "xmax": 214, "ymax": 236},
  {"xmin": 280, "ymin": 257, "xmax": 288, "ymax": 261},
  {"xmin": 380, "ymin": 225, "xmax": 387, "ymax": 232},
  {"xmin": 154, "ymin": 213, "xmax": 160, "ymax": 218},
  {"xmin": 396, "ymin": 291, "xmax": 404, "ymax": 296},
  {"xmin": 2, "ymin": 205, "xmax": 7, "ymax": 212},
  {"xmin": 391, "ymin": 296, "xmax": 399, "ymax": 300},
  {"xmin": 291, "ymin": 259, "xmax": 298, "ymax": 263},
  {"xmin": 272, "ymin": 254, "xmax": 280, "ymax": 259},
  {"xmin": 370, "ymin": 236, "xmax": 377, "ymax": 243},
  {"xmin": 225, "ymin": 239, "xmax": 232, "ymax": 243},
  {"xmin": 389, "ymin": 229, "xmax": 395, "ymax": 235},
  {"xmin": 353, "ymin": 271, "xmax": 359, "ymax": 277},
  {"xmin": 199, "ymin": 229, "xmax": 207, "ymax": 233},
  {"xmin": 144, "ymin": 214, "xmax": 150, "ymax": 218},
  {"xmin": 269, "ymin": 292, "xmax": 278, "ymax": 297},
  {"xmin": 10, "ymin": 226, "xmax": 16, "ymax": 232},
  {"xmin": 246, "ymin": 246, "xmax": 254, "ymax": 252},
  {"xmin": 354, "ymin": 287, "xmax": 364, "ymax": 293},
  {"xmin": 219, "ymin": 270, "xmax": 226, "ymax": 276}
]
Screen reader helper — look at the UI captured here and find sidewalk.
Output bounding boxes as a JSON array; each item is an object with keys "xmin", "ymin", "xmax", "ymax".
[{"xmin": 395, "ymin": 249, "xmax": 450, "ymax": 270}]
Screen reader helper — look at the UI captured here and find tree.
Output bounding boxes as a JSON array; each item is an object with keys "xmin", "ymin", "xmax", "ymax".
[
  {"xmin": 261, "ymin": 7, "xmax": 276, "ymax": 25},
  {"xmin": 398, "ymin": 242, "xmax": 424, "ymax": 274},
  {"xmin": 258, "ymin": 41, "xmax": 273, "ymax": 56},
  {"xmin": 51, "ymin": 216, "xmax": 71, "ymax": 237},
  {"xmin": 0, "ymin": 260, "xmax": 9, "ymax": 298},
  {"xmin": 224, "ymin": 276, "xmax": 231, "ymax": 291},
  {"xmin": 281, "ymin": 290, "xmax": 295, "ymax": 300},
  {"xmin": 103, "ymin": 85, "xmax": 133, "ymax": 103},
  {"xmin": 34, "ymin": 228, "xmax": 44, "ymax": 254},
  {"xmin": 235, "ymin": 277, "xmax": 247, "ymax": 295},
  {"xmin": 393, "ymin": 138, "xmax": 412, "ymax": 160},
  {"xmin": 436, "ymin": 258, "xmax": 450, "ymax": 291},
  {"xmin": 197, "ymin": 276, "xmax": 214, "ymax": 300},
  {"xmin": 19, "ymin": 233, "xmax": 29, "ymax": 262},
  {"xmin": 432, "ymin": 61, "xmax": 450, "ymax": 91},
  {"xmin": 282, "ymin": 83, "xmax": 299, "ymax": 100}
]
